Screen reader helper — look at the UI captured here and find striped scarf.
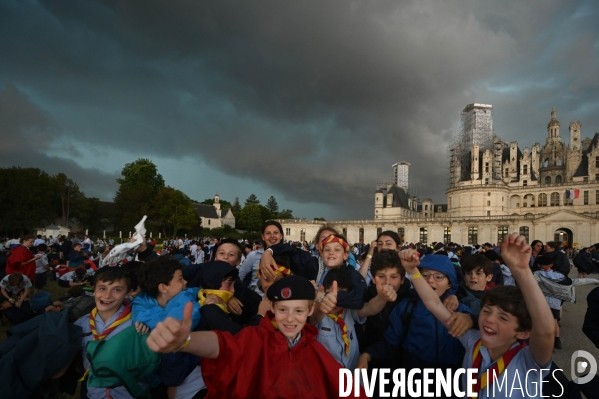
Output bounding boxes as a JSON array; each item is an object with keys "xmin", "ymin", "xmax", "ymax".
[
  {"xmin": 470, "ymin": 339, "xmax": 526, "ymax": 396},
  {"xmin": 89, "ymin": 304, "xmax": 132, "ymax": 340},
  {"xmin": 327, "ymin": 310, "xmax": 350, "ymax": 356}
]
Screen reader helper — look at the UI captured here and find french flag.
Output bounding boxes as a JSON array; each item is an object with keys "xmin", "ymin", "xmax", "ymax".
[{"xmin": 565, "ymin": 189, "xmax": 580, "ymax": 199}]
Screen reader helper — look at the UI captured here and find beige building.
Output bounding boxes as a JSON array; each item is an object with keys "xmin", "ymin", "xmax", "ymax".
[
  {"xmin": 193, "ymin": 194, "xmax": 236, "ymax": 228},
  {"xmin": 279, "ymin": 106, "xmax": 599, "ymax": 248}
]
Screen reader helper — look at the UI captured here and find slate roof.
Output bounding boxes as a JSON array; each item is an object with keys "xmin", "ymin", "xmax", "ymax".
[
  {"xmin": 193, "ymin": 204, "xmax": 219, "ymax": 219},
  {"xmin": 573, "ymin": 133, "xmax": 599, "ymax": 177},
  {"xmin": 383, "ymin": 184, "xmax": 411, "ymax": 209}
]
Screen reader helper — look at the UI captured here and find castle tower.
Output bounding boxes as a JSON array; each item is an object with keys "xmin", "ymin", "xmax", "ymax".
[
  {"xmin": 547, "ymin": 107, "xmax": 561, "ymax": 143},
  {"xmin": 570, "ymin": 121, "xmax": 582, "ymax": 151}
]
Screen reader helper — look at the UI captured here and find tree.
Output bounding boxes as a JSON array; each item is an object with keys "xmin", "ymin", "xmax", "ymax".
[
  {"xmin": 277, "ymin": 209, "xmax": 294, "ymax": 219},
  {"xmin": 0, "ymin": 167, "xmax": 56, "ymax": 235},
  {"xmin": 238, "ymin": 204, "xmax": 264, "ymax": 232},
  {"xmin": 231, "ymin": 197, "xmax": 242, "ymax": 215},
  {"xmin": 200, "ymin": 198, "xmax": 233, "ymax": 209},
  {"xmin": 244, "ymin": 194, "xmax": 260, "ymax": 206},
  {"xmin": 154, "ymin": 187, "xmax": 199, "ymax": 236},
  {"xmin": 314, "ymin": 217, "xmax": 326, "ymax": 221},
  {"xmin": 266, "ymin": 196, "xmax": 279, "ymax": 215},
  {"xmin": 52, "ymin": 173, "xmax": 86, "ymax": 226},
  {"xmin": 113, "ymin": 159, "xmax": 165, "ymax": 232}
]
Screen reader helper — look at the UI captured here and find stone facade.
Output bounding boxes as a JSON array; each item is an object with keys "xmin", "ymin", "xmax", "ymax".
[{"xmin": 279, "ymin": 107, "xmax": 599, "ymax": 248}]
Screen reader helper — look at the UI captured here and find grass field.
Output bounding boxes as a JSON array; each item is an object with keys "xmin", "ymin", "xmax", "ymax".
[{"xmin": 1, "ymin": 278, "xmax": 83, "ymax": 399}]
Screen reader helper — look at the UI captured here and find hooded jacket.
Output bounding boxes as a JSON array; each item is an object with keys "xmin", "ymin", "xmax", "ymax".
[
  {"xmin": 366, "ymin": 255, "xmax": 471, "ymax": 368},
  {"xmin": 201, "ymin": 312, "xmax": 365, "ymax": 398}
]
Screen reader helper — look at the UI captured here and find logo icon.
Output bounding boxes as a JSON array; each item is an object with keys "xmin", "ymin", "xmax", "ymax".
[
  {"xmin": 281, "ymin": 287, "xmax": 292, "ymax": 299},
  {"xmin": 571, "ymin": 350, "xmax": 597, "ymax": 384}
]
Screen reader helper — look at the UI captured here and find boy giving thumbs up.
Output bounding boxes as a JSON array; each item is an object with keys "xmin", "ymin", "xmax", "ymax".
[
  {"xmin": 310, "ymin": 268, "xmax": 398, "ymax": 369},
  {"xmin": 146, "ymin": 275, "xmax": 365, "ymax": 398}
]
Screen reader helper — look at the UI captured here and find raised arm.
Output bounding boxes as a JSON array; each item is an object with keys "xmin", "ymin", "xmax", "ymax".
[
  {"xmin": 500, "ymin": 233, "xmax": 554, "ymax": 366},
  {"xmin": 147, "ymin": 302, "xmax": 220, "ymax": 359},
  {"xmin": 399, "ymin": 250, "xmax": 452, "ymax": 323}
]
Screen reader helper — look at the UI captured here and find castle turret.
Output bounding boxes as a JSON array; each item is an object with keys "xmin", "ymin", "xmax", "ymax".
[{"xmin": 547, "ymin": 107, "xmax": 561, "ymax": 143}]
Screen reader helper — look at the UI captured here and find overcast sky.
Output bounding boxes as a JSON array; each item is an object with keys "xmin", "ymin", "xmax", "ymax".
[{"xmin": 1, "ymin": 0, "xmax": 598, "ymax": 220}]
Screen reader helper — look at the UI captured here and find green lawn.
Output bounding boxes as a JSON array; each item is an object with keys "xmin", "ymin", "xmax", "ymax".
[{"xmin": 0, "ymin": 278, "xmax": 82, "ymax": 399}]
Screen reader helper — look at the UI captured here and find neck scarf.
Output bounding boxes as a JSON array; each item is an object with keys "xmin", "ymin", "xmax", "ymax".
[
  {"xmin": 470, "ymin": 339, "xmax": 527, "ymax": 396},
  {"xmin": 89, "ymin": 304, "xmax": 132, "ymax": 341},
  {"xmin": 327, "ymin": 310, "xmax": 350, "ymax": 355},
  {"xmin": 81, "ymin": 304, "xmax": 132, "ymax": 382},
  {"xmin": 198, "ymin": 289, "xmax": 234, "ymax": 314}
]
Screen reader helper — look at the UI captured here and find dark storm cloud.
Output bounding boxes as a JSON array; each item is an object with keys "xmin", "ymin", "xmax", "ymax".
[
  {"xmin": 0, "ymin": 85, "xmax": 119, "ymax": 200},
  {"xmin": 1, "ymin": 0, "xmax": 598, "ymax": 219}
]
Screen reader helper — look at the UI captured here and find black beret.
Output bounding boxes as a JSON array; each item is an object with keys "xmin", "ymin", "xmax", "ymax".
[
  {"xmin": 535, "ymin": 255, "xmax": 554, "ymax": 266},
  {"xmin": 198, "ymin": 260, "xmax": 239, "ymax": 290},
  {"xmin": 267, "ymin": 275, "xmax": 316, "ymax": 302},
  {"xmin": 433, "ymin": 243, "xmax": 445, "ymax": 251}
]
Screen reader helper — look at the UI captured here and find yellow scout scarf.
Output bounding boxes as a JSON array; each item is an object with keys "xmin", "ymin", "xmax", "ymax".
[{"xmin": 198, "ymin": 289, "xmax": 235, "ymax": 314}]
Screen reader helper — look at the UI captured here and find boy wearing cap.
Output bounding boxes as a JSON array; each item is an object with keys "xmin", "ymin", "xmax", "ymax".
[{"xmin": 146, "ymin": 275, "xmax": 365, "ymax": 398}]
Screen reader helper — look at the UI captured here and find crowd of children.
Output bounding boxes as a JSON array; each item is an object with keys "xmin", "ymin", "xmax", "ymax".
[{"xmin": 0, "ymin": 224, "xmax": 595, "ymax": 398}]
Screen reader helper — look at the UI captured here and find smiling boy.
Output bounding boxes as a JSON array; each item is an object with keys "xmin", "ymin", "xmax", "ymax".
[
  {"xmin": 146, "ymin": 275, "xmax": 365, "ymax": 398},
  {"xmin": 75, "ymin": 267, "xmax": 146, "ymax": 399},
  {"xmin": 400, "ymin": 233, "xmax": 554, "ymax": 398}
]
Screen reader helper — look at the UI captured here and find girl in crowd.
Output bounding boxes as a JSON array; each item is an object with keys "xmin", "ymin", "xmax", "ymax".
[
  {"xmin": 237, "ymin": 221, "xmax": 284, "ymax": 296},
  {"xmin": 6, "ymin": 235, "xmax": 40, "ymax": 282}
]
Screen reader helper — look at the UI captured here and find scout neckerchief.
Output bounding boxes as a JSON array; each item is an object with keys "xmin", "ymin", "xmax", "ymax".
[
  {"xmin": 470, "ymin": 339, "xmax": 527, "ymax": 396},
  {"xmin": 256, "ymin": 263, "xmax": 292, "ymax": 278},
  {"xmin": 327, "ymin": 310, "xmax": 350, "ymax": 356},
  {"xmin": 80, "ymin": 304, "xmax": 132, "ymax": 382},
  {"xmin": 90, "ymin": 303, "xmax": 132, "ymax": 340},
  {"xmin": 198, "ymin": 289, "xmax": 234, "ymax": 314}
]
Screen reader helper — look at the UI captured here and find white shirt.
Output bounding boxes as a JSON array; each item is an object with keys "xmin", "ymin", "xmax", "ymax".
[{"xmin": 0, "ymin": 274, "xmax": 32, "ymax": 294}]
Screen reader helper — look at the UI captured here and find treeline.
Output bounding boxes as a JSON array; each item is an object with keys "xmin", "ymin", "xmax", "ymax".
[
  {"xmin": 0, "ymin": 167, "xmax": 110, "ymax": 236},
  {"xmin": 0, "ymin": 159, "xmax": 296, "ymax": 238}
]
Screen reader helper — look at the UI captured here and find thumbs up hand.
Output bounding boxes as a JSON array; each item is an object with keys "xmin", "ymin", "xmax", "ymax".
[
  {"xmin": 376, "ymin": 280, "xmax": 397, "ymax": 303},
  {"xmin": 147, "ymin": 301, "xmax": 193, "ymax": 353},
  {"xmin": 319, "ymin": 281, "xmax": 338, "ymax": 314}
]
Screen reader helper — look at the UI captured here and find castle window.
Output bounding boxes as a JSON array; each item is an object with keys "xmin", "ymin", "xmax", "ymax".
[
  {"xmin": 523, "ymin": 165, "xmax": 528, "ymax": 175},
  {"xmin": 550, "ymin": 192, "xmax": 560, "ymax": 206},
  {"xmin": 596, "ymin": 190, "xmax": 599, "ymax": 205},
  {"xmin": 505, "ymin": 169, "xmax": 509, "ymax": 178},
  {"xmin": 584, "ymin": 177, "xmax": 589, "ymax": 182},
  {"xmin": 519, "ymin": 227, "xmax": 530, "ymax": 242},
  {"xmin": 468, "ymin": 227, "xmax": 478, "ymax": 245},
  {"xmin": 538, "ymin": 193, "xmax": 547, "ymax": 207},
  {"xmin": 596, "ymin": 156, "xmax": 599, "ymax": 168},
  {"xmin": 438, "ymin": 206, "xmax": 442, "ymax": 212},
  {"xmin": 359, "ymin": 228, "xmax": 364, "ymax": 244},
  {"xmin": 377, "ymin": 227, "xmax": 382, "ymax": 236},
  {"xmin": 498, "ymin": 226, "xmax": 509, "ymax": 243},
  {"xmin": 444, "ymin": 227, "xmax": 451, "ymax": 244},
  {"xmin": 584, "ymin": 191, "xmax": 589, "ymax": 205},
  {"xmin": 487, "ymin": 192, "xmax": 491, "ymax": 197},
  {"xmin": 485, "ymin": 163, "xmax": 489, "ymax": 173},
  {"xmin": 397, "ymin": 228, "xmax": 405, "ymax": 241},
  {"xmin": 487, "ymin": 211, "xmax": 491, "ymax": 216},
  {"xmin": 425, "ymin": 205, "xmax": 428, "ymax": 210},
  {"xmin": 485, "ymin": 178, "xmax": 489, "ymax": 184},
  {"xmin": 523, "ymin": 180, "xmax": 527, "ymax": 187},
  {"xmin": 487, "ymin": 201, "xmax": 490, "ymax": 206},
  {"xmin": 342, "ymin": 228, "xmax": 347, "ymax": 237},
  {"xmin": 286, "ymin": 228, "xmax": 291, "ymax": 236},
  {"xmin": 545, "ymin": 176, "xmax": 551, "ymax": 185},
  {"xmin": 595, "ymin": 174, "xmax": 599, "ymax": 181},
  {"xmin": 419, "ymin": 228, "xmax": 428, "ymax": 245},
  {"xmin": 555, "ymin": 175, "xmax": 562, "ymax": 183},
  {"xmin": 300, "ymin": 229, "xmax": 306, "ymax": 242}
]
